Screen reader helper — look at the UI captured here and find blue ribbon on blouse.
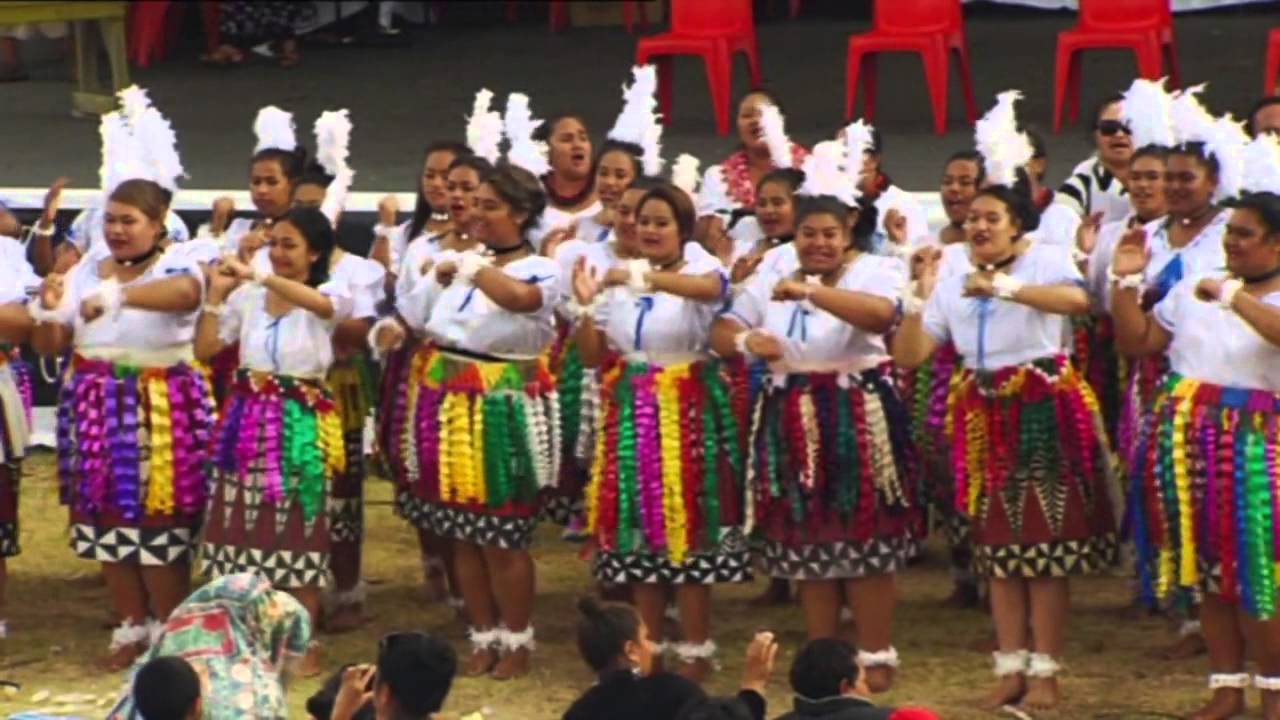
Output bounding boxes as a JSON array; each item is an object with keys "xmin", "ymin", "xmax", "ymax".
[
  {"xmin": 1142, "ymin": 253, "xmax": 1184, "ymax": 311},
  {"xmin": 265, "ymin": 317, "xmax": 284, "ymax": 372},
  {"xmin": 633, "ymin": 296, "xmax": 655, "ymax": 350},
  {"xmin": 786, "ymin": 303, "xmax": 811, "ymax": 342}
]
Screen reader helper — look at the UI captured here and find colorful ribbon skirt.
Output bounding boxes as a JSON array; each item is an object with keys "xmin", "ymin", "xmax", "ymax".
[
  {"xmin": 1071, "ymin": 314, "xmax": 1127, "ymax": 446},
  {"xmin": 946, "ymin": 354, "xmax": 1119, "ymax": 578},
  {"xmin": 1129, "ymin": 373, "xmax": 1280, "ymax": 618},
  {"xmin": 0, "ymin": 351, "xmax": 30, "ymax": 464},
  {"xmin": 58, "ymin": 354, "xmax": 214, "ymax": 564},
  {"xmin": 327, "ymin": 353, "xmax": 378, "ymax": 545},
  {"xmin": 586, "ymin": 357, "xmax": 751, "ymax": 584},
  {"xmin": 751, "ymin": 365, "xmax": 922, "ymax": 580},
  {"xmin": 1, "ymin": 346, "xmax": 32, "ymax": 431}
]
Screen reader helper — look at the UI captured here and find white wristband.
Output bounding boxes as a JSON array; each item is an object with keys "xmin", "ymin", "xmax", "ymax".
[
  {"xmin": 626, "ymin": 259, "xmax": 652, "ymax": 292},
  {"xmin": 456, "ymin": 251, "xmax": 492, "ymax": 284},
  {"xmin": 566, "ymin": 297, "xmax": 599, "ymax": 320},
  {"xmin": 991, "ymin": 272, "xmax": 1025, "ymax": 300},
  {"xmin": 251, "ymin": 266, "xmax": 271, "ymax": 285},
  {"xmin": 373, "ymin": 223, "xmax": 399, "ymax": 239},
  {"xmin": 30, "ymin": 221, "xmax": 55, "ymax": 238},
  {"xmin": 1071, "ymin": 244, "xmax": 1090, "ymax": 265},
  {"xmin": 900, "ymin": 284, "xmax": 925, "ymax": 316},
  {"xmin": 1108, "ymin": 269, "xmax": 1144, "ymax": 290},
  {"xmin": 734, "ymin": 329, "xmax": 756, "ymax": 357},
  {"xmin": 27, "ymin": 296, "xmax": 72, "ymax": 325},
  {"xmin": 1219, "ymin": 278, "xmax": 1243, "ymax": 309},
  {"xmin": 366, "ymin": 316, "xmax": 406, "ymax": 361}
]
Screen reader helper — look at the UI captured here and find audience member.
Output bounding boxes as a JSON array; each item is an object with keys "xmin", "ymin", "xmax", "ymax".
[
  {"xmin": 131, "ymin": 656, "xmax": 203, "ymax": 720},
  {"xmin": 774, "ymin": 639, "xmax": 940, "ymax": 720},
  {"xmin": 326, "ymin": 632, "xmax": 458, "ymax": 720}
]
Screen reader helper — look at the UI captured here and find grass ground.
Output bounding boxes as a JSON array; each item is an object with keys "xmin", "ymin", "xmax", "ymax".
[{"xmin": 0, "ymin": 452, "xmax": 1238, "ymax": 719}]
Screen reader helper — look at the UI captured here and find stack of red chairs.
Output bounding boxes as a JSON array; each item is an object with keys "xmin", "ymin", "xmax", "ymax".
[
  {"xmin": 1053, "ymin": 0, "xmax": 1180, "ymax": 132},
  {"xmin": 845, "ymin": 0, "xmax": 977, "ymax": 136},
  {"xmin": 636, "ymin": 0, "xmax": 761, "ymax": 136}
]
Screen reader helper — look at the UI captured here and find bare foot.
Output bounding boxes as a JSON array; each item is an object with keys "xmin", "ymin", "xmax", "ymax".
[
  {"xmin": 676, "ymin": 658, "xmax": 713, "ymax": 684},
  {"xmin": 463, "ymin": 648, "xmax": 498, "ymax": 677},
  {"xmin": 324, "ymin": 604, "xmax": 369, "ymax": 634},
  {"xmin": 977, "ymin": 675, "xmax": 1026, "ymax": 711},
  {"xmin": 863, "ymin": 665, "xmax": 895, "ymax": 693},
  {"xmin": 491, "ymin": 648, "xmax": 531, "ymax": 680},
  {"xmin": 749, "ymin": 578, "xmax": 792, "ymax": 607},
  {"xmin": 1021, "ymin": 676, "xmax": 1060, "ymax": 711},
  {"xmin": 298, "ymin": 643, "xmax": 324, "ymax": 678},
  {"xmin": 1188, "ymin": 688, "xmax": 1245, "ymax": 720},
  {"xmin": 102, "ymin": 642, "xmax": 144, "ymax": 673},
  {"xmin": 1150, "ymin": 631, "xmax": 1206, "ymax": 661}
]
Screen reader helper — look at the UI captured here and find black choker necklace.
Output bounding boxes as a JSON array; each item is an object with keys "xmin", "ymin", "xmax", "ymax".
[
  {"xmin": 1177, "ymin": 206, "xmax": 1216, "ymax": 228},
  {"xmin": 769, "ymin": 234, "xmax": 795, "ymax": 247},
  {"xmin": 118, "ymin": 243, "xmax": 162, "ymax": 267},
  {"xmin": 653, "ymin": 256, "xmax": 682, "ymax": 272},
  {"xmin": 1241, "ymin": 265, "xmax": 1280, "ymax": 285},
  {"xmin": 490, "ymin": 241, "xmax": 527, "ymax": 256},
  {"xmin": 544, "ymin": 176, "xmax": 594, "ymax": 209},
  {"xmin": 976, "ymin": 253, "xmax": 1018, "ymax": 273}
]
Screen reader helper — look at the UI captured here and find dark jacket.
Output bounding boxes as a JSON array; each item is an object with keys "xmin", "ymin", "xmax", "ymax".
[
  {"xmin": 563, "ymin": 671, "xmax": 767, "ymax": 720},
  {"xmin": 773, "ymin": 696, "xmax": 895, "ymax": 720}
]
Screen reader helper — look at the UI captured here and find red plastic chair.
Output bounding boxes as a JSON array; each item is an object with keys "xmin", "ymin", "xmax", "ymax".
[
  {"xmin": 127, "ymin": 0, "xmax": 220, "ymax": 68},
  {"xmin": 636, "ymin": 0, "xmax": 761, "ymax": 136},
  {"xmin": 845, "ymin": 0, "xmax": 977, "ymax": 137},
  {"xmin": 1266, "ymin": 28, "xmax": 1280, "ymax": 95},
  {"xmin": 1053, "ymin": 0, "xmax": 1180, "ymax": 132},
  {"xmin": 622, "ymin": 1, "xmax": 650, "ymax": 34}
]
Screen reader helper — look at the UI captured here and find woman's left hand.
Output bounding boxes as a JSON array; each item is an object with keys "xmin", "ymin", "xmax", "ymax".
[
  {"xmin": 219, "ymin": 255, "xmax": 255, "ymax": 282},
  {"xmin": 1194, "ymin": 276, "xmax": 1224, "ymax": 303},
  {"xmin": 771, "ymin": 278, "xmax": 812, "ymax": 302},
  {"xmin": 962, "ymin": 272, "xmax": 995, "ymax": 298}
]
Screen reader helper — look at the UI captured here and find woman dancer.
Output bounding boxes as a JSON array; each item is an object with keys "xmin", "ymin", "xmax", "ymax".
[
  {"xmin": 575, "ymin": 183, "xmax": 747, "ymax": 682},
  {"xmin": 711, "ymin": 142, "xmax": 918, "ymax": 692},
  {"xmin": 1114, "ymin": 142, "xmax": 1280, "ymax": 720},
  {"xmin": 0, "ymin": 228, "xmax": 36, "ymax": 638},
  {"xmin": 891, "ymin": 94, "xmax": 1117, "ymax": 711},
  {"xmin": 372, "ymin": 141, "xmax": 470, "ymax": 287},
  {"xmin": 195, "ymin": 206, "xmax": 352, "ymax": 676},
  {"xmin": 532, "ymin": 112, "xmax": 599, "ymax": 247}
]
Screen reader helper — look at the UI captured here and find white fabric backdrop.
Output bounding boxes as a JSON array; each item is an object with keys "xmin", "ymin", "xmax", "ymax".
[{"xmin": 964, "ymin": 0, "xmax": 1271, "ymax": 11}]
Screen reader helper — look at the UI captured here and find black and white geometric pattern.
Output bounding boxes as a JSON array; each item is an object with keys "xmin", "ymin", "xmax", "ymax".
[
  {"xmin": 973, "ymin": 533, "xmax": 1119, "ymax": 579},
  {"xmin": 396, "ymin": 491, "xmax": 429, "ymax": 529},
  {"xmin": 199, "ymin": 543, "xmax": 329, "ymax": 588},
  {"xmin": 0, "ymin": 522, "xmax": 18, "ymax": 558},
  {"xmin": 71, "ymin": 524, "xmax": 194, "ymax": 566},
  {"xmin": 537, "ymin": 493, "xmax": 580, "ymax": 527},
  {"xmin": 423, "ymin": 504, "xmax": 538, "ymax": 550},
  {"xmin": 328, "ymin": 497, "xmax": 363, "ymax": 544},
  {"xmin": 761, "ymin": 536, "xmax": 915, "ymax": 580},
  {"xmin": 593, "ymin": 528, "xmax": 753, "ymax": 585}
]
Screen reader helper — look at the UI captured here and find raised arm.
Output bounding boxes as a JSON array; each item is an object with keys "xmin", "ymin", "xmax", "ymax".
[{"xmin": 1108, "ymin": 227, "xmax": 1172, "ymax": 357}]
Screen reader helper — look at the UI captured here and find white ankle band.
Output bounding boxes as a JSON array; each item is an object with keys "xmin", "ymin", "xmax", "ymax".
[
  {"xmin": 147, "ymin": 619, "xmax": 166, "ymax": 646},
  {"xmin": 467, "ymin": 627, "xmax": 500, "ymax": 650},
  {"xmin": 1178, "ymin": 619, "xmax": 1202, "ymax": 637},
  {"xmin": 1026, "ymin": 653, "xmax": 1060, "ymax": 678},
  {"xmin": 857, "ymin": 646, "xmax": 900, "ymax": 669},
  {"xmin": 674, "ymin": 639, "xmax": 717, "ymax": 664},
  {"xmin": 498, "ymin": 625, "xmax": 536, "ymax": 652},
  {"xmin": 992, "ymin": 650, "xmax": 1028, "ymax": 677},
  {"xmin": 1208, "ymin": 672, "xmax": 1251, "ymax": 689},
  {"xmin": 1256, "ymin": 675, "xmax": 1280, "ymax": 691},
  {"xmin": 109, "ymin": 620, "xmax": 150, "ymax": 652}
]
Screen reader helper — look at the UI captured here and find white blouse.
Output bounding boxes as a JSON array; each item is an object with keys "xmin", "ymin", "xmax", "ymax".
[
  {"xmin": 1155, "ymin": 273, "xmax": 1280, "ymax": 391},
  {"xmin": 1134, "ymin": 211, "xmax": 1228, "ymax": 306},
  {"xmin": 726, "ymin": 252, "xmax": 904, "ymax": 366},
  {"xmin": 554, "ymin": 238, "xmax": 722, "ymax": 315},
  {"xmin": 250, "ymin": 248, "xmax": 385, "ymax": 321},
  {"xmin": 531, "ymin": 202, "xmax": 603, "ymax": 254},
  {"xmin": 594, "ymin": 255, "xmax": 727, "ymax": 357},
  {"xmin": 218, "ymin": 281, "xmax": 354, "ymax": 380},
  {"xmin": 0, "ymin": 237, "xmax": 39, "ymax": 302},
  {"xmin": 410, "ymin": 255, "xmax": 561, "ymax": 358},
  {"xmin": 62, "ymin": 249, "xmax": 204, "ymax": 351},
  {"xmin": 70, "ymin": 206, "xmax": 191, "ymax": 260},
  {"xmin": 923, "ymin": 242, "xmax": 1081, "ymax": 370}
]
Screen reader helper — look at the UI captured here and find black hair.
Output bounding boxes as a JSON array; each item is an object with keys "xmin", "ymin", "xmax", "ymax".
[
  {"xmin": 251, "ymin": 147, "xmax": 309, "ymax": 184},
  {"xmin": 278, "ymin": 206, "xmax": 337, "ymax": 288},
  {"xmin": 408, "ymin": 141, "xmax": 472, "ymax": 241},
  {"xmin": 757, "ymin": 168, "xmax": 805, "ymax": 196},
  {"xmin": 133, "ymin": 656, "xmax": 200, "ymax": 720},
  {"xmin": 108, "ymin": 178, "xmax": 172, "ymax": 225},
  {"xmin": 449, "ymin": 154, "xmax": 494, "ymax": 178},
  {"xmin": 944, "ymin": 150, "xmax": 987, "ymax": 186},
  {"xmin": 533, "ymin": 113, "xmax": 590, "ymax": 146},
  {"xmin": 638, "ymin": 183, "xmax": 697, "ymax": 242},
  {"xmin": 595, "ymin": 140, "xmax": 645, "ymax": 181},
  {"xmin": 739, "ymin": 87, "xmax": 784, "ymax": 115},
  {"xmin": 1087, "ymin": 93, "xmax": 1126, "ymax": 142},
  {"xmin": 1027, "ymin": 127, "xmax": 1047, "ymax": 160},
  {"xmin": 306, "ymin": 666, "xmax": 376, "ymax": 720},
  {"xmin": 789, "ymin": 638, "xmax": 859, "ymax": 700},
  {"xmin": 575, "ymin": 597, "xmax": 642, "ymax": 673},
  {"xmin": 376, "ymin": 633, "xmax": 457, "ymax": 717},
  {"xmin": 793, "ymin": 195, "xmax": 878, "ymax": 253},
  {"xmin": 1247, "ymin": 96, "xmax": 1280, "ymax": 137},
  {"xmin": 1224, "ymin": 191, "xmax": 1280, "ymax": 237},
  {"xmin": 1132, "ymin": 145, "xmax": 1170, "ymax": 164},
  {"xmin": 975, "ymin": 181, "xmax": 1040, "ymax": 235},
  {"xmin": 486, "ymin": 163, "xmax": 548, "ymax": 238},
  {"xmin": 673, "ymin": 697, "xmax": 755, "ymax": 720},
  {"xmin": 1169, "ymin": 141, "xmax": 1222, "ymax": 178},
  {"xmin": 624, "ymin": 176, "xmax": 665, "ymax": 195},
  {"xmin": 295, "ymin": 161, "xmax": 335, "ymax": 195}
]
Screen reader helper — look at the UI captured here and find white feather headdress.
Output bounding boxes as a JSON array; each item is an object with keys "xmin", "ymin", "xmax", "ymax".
[
  {"xmin": 1120, "ymin": 77, "xmax": 1175, "ymax": 149},
  {"xmin": 759, "ymin": 104, "xmax": 792, "ymax": 170},
  {"xmin": 466, "ymin": 89, "xmax": 504, "ymax": 164},
  {"xmin": 671, "ymin": 154, "xmax": 701, "ymax": 198},
  {"xmin": 503, "ymin": 92, "xmax": 550, "ymax": 177},
  {"xmin": 1170, "ymin": 85, "xmax": 1216, "ymax": 147},
  {"xmin": 253, "ymin": 106, "xmax": 297, "ymax": 153},
  {"xmin": 974, "ymin": 90, "xmax": 1033, "ymax": 187},
  {"xmin": 99, "ymin": 85, "xmax": 184, "ymax": 194},
  {"xmin": 314, "ymin": 109, "xmax": 355, "ymax": 225},
  {"xmin": 1241, "ymin": 132, "xmax": 1280, "ymax": 196},
  {"xmin": 842, "ymin": 120, "xmax": 875, "ymax": 197},
  {"xmin": 1206, "ymin": 114, "xmax": 1249, "ymax": 201},
  {"xmin": 607, "ymin": 65, "xmax": 665, "ymax": 176},
  {"xmin": 797, "ymin": 141, "xmax": 858, "ymax": 207},
  {"xmin": 99, "ymin": 110, "xmax": 146, "ymax": 195}
]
